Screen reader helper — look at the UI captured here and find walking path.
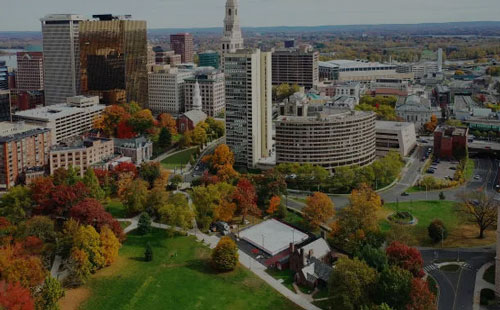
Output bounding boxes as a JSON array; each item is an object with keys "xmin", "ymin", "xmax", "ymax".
[
  {"xmin": 473, "ymin": 262, "xmax": 495, "ymax": 310},
  {"xmin": 117, "ymin": 212, "xmax": 320, "ymax": 310}
]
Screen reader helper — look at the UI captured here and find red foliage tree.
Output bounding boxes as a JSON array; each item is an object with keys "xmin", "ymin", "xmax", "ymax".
[
  {"xmin": 94, "ymin": 169, "xmax": 111, "ymax": 187},
  {"xmin": 30, "ymin": 177, "xmax": 55, "ymax": 213},
  {"xmin": 20, "ymin": 236, "xmax": 44, "ymax": 256},
  {"xmin": 70, "ymin": 198, "xmax": 124, "ymax": 240},
  {"xmin": 406, "ymin": 278, "xmax": 436, "ymax": 310},
  {"xmin": 0, "ymin": 243, "xmax": 46, "ymax": 288},
  {"xmin": 39, "ymin": 182, "xmax": 89, "ymax": 217},
  {"xmin": 386, "ymin": 241, "xmax": 424, "ymax": 278},
  {"xmin": 112, "ymin": 162, "xmax": 138, "ymax": 178},
  {"xmin": 116, "ymin": 120, "xmax": 137, "ymax": 139},
  {"xmin": 200, "ymin": 171, "xmax": 220, "ymax": 186},
  {"xmin": 233, "ymin": 178, "xmax": 260, "ymax": 223},
  {"xmin": 0, "ymin": 281, "xmax": 34, "ymax": 310}
]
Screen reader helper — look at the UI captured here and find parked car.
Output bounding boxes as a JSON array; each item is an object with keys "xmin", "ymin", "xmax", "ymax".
[
  {"xmin": 401, "ymin": 192, "xmax": 409, "ymax": 196},
  {"xmin": 449, "ymin": 167, "xmax": 456, "ymax": 170},
  {"xmin": 210, "ymin": 221, "xmax": 230, "ymax": 235},
  {"xmin": 474, "ymin": 175, "xmax": 481, "ymax": 180},
  {"xmin": 426, "ymin": 169, "xmax": 435, "ymax": 174}
]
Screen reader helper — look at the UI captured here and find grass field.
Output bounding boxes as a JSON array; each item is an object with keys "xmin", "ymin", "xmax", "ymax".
[
  {"xmin": 105, "ymin": 200, "xmax": 127, "ymax": 218},
  {"xmin": 484, "ymin": 265, "xmax": 495, "ymax": 285},
  {"xmin": 379, "ymin": 200, "xmax": 495, "ymax": 247},
  {"xmin": 161, "ymin": 147, "xmax": 197, "ymax": 169},
  {"xmin": 77, "ymin": 229, "xmax": 302, "ymax": 310},
  {"xmin": 464, "ymin": 158, "xmax": 475, "ymax": 180}
]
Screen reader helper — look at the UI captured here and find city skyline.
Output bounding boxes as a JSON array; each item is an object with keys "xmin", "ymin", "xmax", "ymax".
[{"xmin": 1, "ymin": 0, "xmax": 500, "ymax": 31}]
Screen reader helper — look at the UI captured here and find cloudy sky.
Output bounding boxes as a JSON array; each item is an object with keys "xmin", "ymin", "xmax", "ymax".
[{"xmin": 2, "ymin": 0, "xmax": 500, "ymax": 31}]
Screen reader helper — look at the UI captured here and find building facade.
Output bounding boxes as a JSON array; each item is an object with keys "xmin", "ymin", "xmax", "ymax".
[
  {"xmin": 375, "ymin": 121, "xmax": 417, "ymax": 157},
  {"xmin": 114, "ymin": 136, "xmax": 153, "ymax": 164},
  {"xmin": 79, "ymin": 15, "xmax": 148, "ymax": 106},
  {"xmin": 184, "ymin": 68, "xmax": 225, "ymax": 117},
  {"xmin": 0, "ymin": 61, "xmax": 8, "ymax": 90},
  {"xmin": 433, "ymin": 125, "xmax": 468, "ymax": 160},
  {"xmin": 199, "ymin": 51, "xmax": 220, "ymax": 69},
  {"xmin": 41, "ymin": 14, "xmax": 85, "ymax": 105},
  {"xmin": 16, "ymin": 52, "xmax": 44, "ymax": 91},
  {"xmin": 147, "ymin": 65, "xmax": 194, "ymax": 115},
  {"xmin": 275, "ymin": 103, "xmax": 376, "ymax": 172},
  {"xmin": 319, "ymin": 60, "xmax": 414, "ymax": 83},
  {"xmin": 14, "ymin": 95, "xmax": 104, "ymax": 144},
  {"xmin": 170, "ymin": 33, "xmax": 194, "ymax": 63},
  {"xmin": 395, "ymin": 95, "xmax": 440, "ymax": 131},
  {"xmin": 272, "ymin": 46, "xmax": 319, "ymax": 89},
  {"xmin": 0, "ymin": 91, "xmax": 11, "ymax": 122},
  {"xmin": 0, "ymin": 122, "xmax": 51, "ymax": 189},
  {"xmin": 220, "ymin": 0, "xmax": 244, "ymax": 70},
  {"xmin": 49, "ymin": 137, "xmax": 114, "ymax": 177},
  {"xmin": 225, "ymin": 49, "xmax": 272, "ymax": 168}
]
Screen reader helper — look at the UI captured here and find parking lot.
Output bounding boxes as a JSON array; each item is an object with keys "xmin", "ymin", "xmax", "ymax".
[{"xmin": 424, "ymin": 160, "xmax": 458, "ymax": 181}]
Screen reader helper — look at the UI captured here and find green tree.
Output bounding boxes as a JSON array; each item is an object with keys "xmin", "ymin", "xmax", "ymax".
[
  {"xmin": 144, "ymin": 242, "xmax": 153, "ymax": 262},
  {"xmin": 374, "ymin": 266, "xmax": 412, "ymax": 310},
  {"xmin": 355, "ymin": 245, "xmax": 388, "ymax": 272},
  {"xmin": 170, "ymin": 174, "xmax": 183, "ymax": 189},
  {"xmin": 0, "ymin": 185, "xmax": 33, "ymax": 223},
  {"xmin": 439, "ymin": 191, "xmax": 445, "ymax": 200},
  {"xmin": 211, "ymin": 236, "xmax": 238, "ymax": 272},
  {"xmin": 73, "ymin": 224, "xmax": 105, "ymax": 271},
  {"xmin": 23, "ymin": 216, "xmax": 56, "ymax": 243},
  {"xmin": 82, "ymin": 169, "xmax": 105, "ymax": 201},
  {"xmin": 36, "ymin": 276, "xmax": 65, "ymax": 310},
  {"xmin": 328, "ymin": 257, "xmax": 377, "ymax": 310},
  {"xmin": 138, "ymin": 212, "xmax": 152, "ymax": 235},
  {"xmin": 428, "ymin": 219, "xmax": 448, "ymax": 243},
  {"xmin": 158, "ymin": 127, "xmax": 172, "ymax": 150},
  {"xmin": 145, "ymin": 187, "xmax": 169, "ymax": 216},
  {"xmin": 139, "ymin": 162, "xmax": 161, "ymax": 188},
  {"xmin": 158, "ymin": 193, "xmax": 195, "ymax": 230}
]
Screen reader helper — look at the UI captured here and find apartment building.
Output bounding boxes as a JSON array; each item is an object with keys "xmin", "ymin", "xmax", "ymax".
[
  {"xmin": 170, "ymin": 33, "xmax": 194, "ymax": 63},
  {"xmin": 225, "ymin": 48, "xmax": 272, "ymax": 168},
  {"xmin": 375, "ymin": 121, "xmax": 417, "ymax": 157},
  {"xmin": 49, "ymin": 137, "xmax": 114, "ymax": 177},
  {"xmin": 184, "ymin": 68, "xmax": 225, "ymax": 117},
  {"xmin": 14, "ymin": 95, "xmax": 104, "ymax": 144},
  {"xmin": 0, "ymin": 122, "xmax": 51, "ymax": 189},
  {"xmin": 272, "ymin": 46, "xmax": 319, "ymax": 89},
  {"xmin": 16, "ymin": 51, "xmax": 44, "ymax": 91},
  {"xmin": 276, "ymin": 99, "xmax": 376, "ymax": 172},
  {"xmin": 148, "ymin": 65, "xmax": 194, "ymax": 115}
]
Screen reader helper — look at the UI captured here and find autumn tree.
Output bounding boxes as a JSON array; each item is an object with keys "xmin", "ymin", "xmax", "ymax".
[
  {"xmin": 170, "ymin": 174, "xmax": 183, "ymax": 190},
  {"xmin": 328, "ymin": 257, "xmax": 377, "ymax": 310},
  {"xmin": 386, "ymin": 242, "xmax": 424, "ymax": 278},
  {"xmin": 252, "ymin": 169, "xmax": 287, "ymax": 207},
  {"xmin": 303, "ymin": 192, "xmax": 334, "ymax": 229},
  {"xmin": 267, "ymin": 196, "xmax": 281, "ymax": 215},
  {"xmin": 192, "ymin": 123, "xmax": 208, "ymax": 146},
  {"xmin": 123, "ymin": 179, "xmax": 149, "ymax": 215},
  {"xmin": 99, "ymin": 226, "xmax": 120, "ymax": 266},
  {"xmin": 69, "ymin": 198, "xmax": 123, "ymax": 239},
  {"xmin": 0, "ymin": 281, "xmax": 35, "ymax": 310},
  {"xmin": 0, "ymin": 186, "xmax": 33, "ymax": 224},
  {"xmin": 73, "ymin": 225, "xmax": 105, "ymax": 271},
  {"xmin": 427, "ymin": 219, "xmax": 447, "ymax": 243},
  {"xmin": 128, "ymin": 109, "xmax": 155, "ymax": 135},
  {"xmin": 23, "ymin": 216, "xmax": 56, "ymax": 243},
  {"xmin": 233, "ymin": 178, "xmax": 260, "ymax": 224},
  {"xmin": 211, "ymin": 236, "xmax": 238, "ymax": 272},
  {"xmin": 93, "ymin": 105, "xmax": 129, "ymax": 136},
  {"xmin": 407, "ymin": 278, "xmax": 436, "ymax": 310},
  {"xmin": 192, "ymin": 183, "xmax": 235, "ymax": 229},
  {"xmin": 36, "ymin": 276, "xmax": 64, "ymax": 310},
  {"xmin": 158, "ymin": 193, "xmax": 195, "ymax": 230},
  {"xmin": 424, "ymin": 114, "xmax": 438, "ymax": 133},
  {"xmin": 158, "ymin": 113, "xmax": 177, "ymax": 134},
  {"xmin": 67, "ymin": 248, "xmax": 92, "ymax": 285},
  {"xmin": 139, "ymin": 162, "xmax": 162, "ymax": 188},
  {"xmin": 115, "ymin": 120, "xmax": 136, "ymax": 139},
  {"xmin": 203, "ymin": 144, "xmax": 237, "ymax": 181},
  {"xmin": 354, "ymin": 245, "xmax": 387, "ymax": 272},
  {"xmin": 456, "ymin": 191, "xmax": 498, "ymax": 239},
  {"xmin": 0, "ymin": 243, "xmax": 46, "ymax": 288}
]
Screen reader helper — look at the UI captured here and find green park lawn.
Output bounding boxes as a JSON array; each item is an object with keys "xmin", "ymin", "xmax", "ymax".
[
  {"xmin": 379, "ymin": 200, "xmax": 496, "ymax": 247},
  {"xmin": 105, "ymin": 200, "xmax": 127, "ymax": 218},
  {"xmin": 161, "ymin": 147, "xmax": 197, "ymax": 169},
  {"xmin": 79, "ymin": 229, "xmax": 302, "ymax": 310}
]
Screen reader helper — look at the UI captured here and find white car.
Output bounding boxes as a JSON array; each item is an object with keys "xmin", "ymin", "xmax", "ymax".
[{"xmin": 474, "ymin": 175, "xmax": 481, "ymax": 180}]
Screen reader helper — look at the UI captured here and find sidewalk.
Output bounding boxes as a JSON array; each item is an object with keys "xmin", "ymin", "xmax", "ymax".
[{"xmin": 473, "ymin": 261, "xmax": 495, "ymax": 310}]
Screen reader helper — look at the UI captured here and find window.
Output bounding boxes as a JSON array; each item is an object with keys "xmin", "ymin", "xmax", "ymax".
[{"xmin": 228, "ymin": 9, "xmax": 231, "ymax": 15}]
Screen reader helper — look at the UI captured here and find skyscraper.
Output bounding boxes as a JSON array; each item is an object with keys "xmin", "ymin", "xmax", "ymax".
[
  {"xmin": 0, "ymin": 61, "xmax": 7, "ymax": 90},
  {"xmin": 16, "ymin": 52, "xmax": 44, "ymax": 91},
  {"xmin": 170, "ymin": 33, "xmax": 194, "ymax": 63},
  {"xmin": 225, "ymin": 49, "xmax": 272, "ymax": 168},
  {"xmin": 41, "ymin": 14, "xmax": 85, "ymax": 105},
  {"xmin": 220, "ymin": 0, "xmax": 244, "ymax": 70},
  {"xmin": 272, "ymin": 45, "xmax": 319, "ymax": 89},
  {"xmin": 79, "ymin": 14, "xmax": 148, "ymax": 106}
]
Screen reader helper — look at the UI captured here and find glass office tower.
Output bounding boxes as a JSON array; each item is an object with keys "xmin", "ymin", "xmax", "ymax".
[{"xmin": 79, "ymin": 15, "xmax": 148, "ymax": 106}]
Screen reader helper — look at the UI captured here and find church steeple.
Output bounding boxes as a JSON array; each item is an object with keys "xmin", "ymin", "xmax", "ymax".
[
  {"xmin": 221, "ymin": 0, "xmax": 244, "ymax": 69},
  {"xmin": 192, "ymin": 80, "xmax": 202, "ymax": 111}
]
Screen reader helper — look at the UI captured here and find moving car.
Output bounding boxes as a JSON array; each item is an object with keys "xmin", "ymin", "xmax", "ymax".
[
  {"xmin": 210, "ymin": 221, "xmax": 230, "ymax": 235},
  {"xmin": 401, "ymin": 192, "xmax": 409, "ymax": 196}
]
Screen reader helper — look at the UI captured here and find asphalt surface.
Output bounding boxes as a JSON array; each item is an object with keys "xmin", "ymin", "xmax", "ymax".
[{"xmin": 421, "ymin": 248, "xmax": 495, "ymax": 310}]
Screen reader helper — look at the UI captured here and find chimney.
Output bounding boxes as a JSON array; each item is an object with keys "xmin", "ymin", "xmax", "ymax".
[
  {"xmin": 308, "ymin": 249, "xmax": 314, "ymax": 259},
  {"xmin": 290, "ymin": 242, "xmax": 295, "ymax": 253}
]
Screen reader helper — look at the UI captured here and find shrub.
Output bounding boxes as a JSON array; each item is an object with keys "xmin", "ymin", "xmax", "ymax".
[
  {"xmin": 211, "ymin": 236, "xmax": 238, "ymax": 272},
  {"xmin": 428, "ymin": 219, "xmax": 448, "ymax": 243},
  {"xmin": 439, "ymin": 191, "xmax": 445, "ymax": 200}
]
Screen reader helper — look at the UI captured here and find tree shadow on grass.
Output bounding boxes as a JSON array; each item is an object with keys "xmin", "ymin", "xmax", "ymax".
[
  {"xmin": 185, "ymin": 259, "xmax": 220, "ymax": 275},
  {"xmin": 130, "ymin": 256, "xmax": 146, "ymax": 262}
]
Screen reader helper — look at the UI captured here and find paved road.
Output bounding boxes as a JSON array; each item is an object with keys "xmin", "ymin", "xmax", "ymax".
[{"xmin": 421, "ymin": 248, "xmax": 495, "ymax": 310}]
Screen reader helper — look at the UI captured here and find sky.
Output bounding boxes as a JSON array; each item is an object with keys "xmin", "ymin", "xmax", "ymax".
[{"xmin": 2, "ymin": 0, "xmax": 500, "ymax": 31}]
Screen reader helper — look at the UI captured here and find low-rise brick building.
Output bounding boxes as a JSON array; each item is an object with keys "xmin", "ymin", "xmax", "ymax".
[{"xmin": 433, "ymin": 125, "xmax": 468, "ymax": 160}]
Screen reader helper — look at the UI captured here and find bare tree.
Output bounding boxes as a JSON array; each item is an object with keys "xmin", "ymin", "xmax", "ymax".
[{"xmin": 456, "ymin": 191, "xmax": 498, "ymax": 239}]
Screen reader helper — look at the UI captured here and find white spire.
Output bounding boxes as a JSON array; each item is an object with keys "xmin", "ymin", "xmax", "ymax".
[
  {"xmin": 221, "ymin": 0, "xmax": 244, "ymax": 56},
  {"xmin": 192, "ymin": 80, "xmax": 202, "ymax": 111}
]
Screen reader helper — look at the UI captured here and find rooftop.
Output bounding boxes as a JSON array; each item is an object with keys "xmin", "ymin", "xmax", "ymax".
[
  {"xmin": 320, "ymin": 59, "xmax": 396, "ymax": 69},
  {"xmin": 15, "ymin": 99, "xmax": 104, "ymax": 121},
  {"xmin": 0, "ymin": 122, "xmax": 50, "ymax": 143},
  {"xmin": 239, "ymin": 219, "xmax": 309, "ymax": 256},
  {"xmin": 375, "ymin": 120, "xmax": 414, "ymax": 131}
]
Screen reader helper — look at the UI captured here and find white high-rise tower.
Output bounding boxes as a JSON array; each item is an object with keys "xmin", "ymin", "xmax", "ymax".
[
  {"xmin": 192, "ymin": 80, "xmax": 202, "ymax": 111},
  {"xmin": 437, "ymin": 48, "xmax": 443, "ymax": 73},
  {"xmin": 221, "ymin": 0, "xmax": 244, "ymax": 69}
]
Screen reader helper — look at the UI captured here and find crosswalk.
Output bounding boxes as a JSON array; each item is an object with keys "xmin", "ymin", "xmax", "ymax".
[{"xmin": 423, "ymin": 263, "xmax": 475, "ymax": 273}]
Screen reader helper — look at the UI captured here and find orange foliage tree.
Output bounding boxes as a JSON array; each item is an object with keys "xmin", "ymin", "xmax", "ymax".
[
  {"xmin": 233, "ymin": 178, "xmax": 260, "ymax": 223},
  {"xmin": 424, "ymin": 114, "xmax": 438, "ymax": 133},
  {"xmin": 0, "ymin": 243, "xmax": 46, "ymax": 288},
  {"xmin": 266, "ymin": 196, "xmax": 281, "ymax": 215},
  {"xmin": 158, "ymin": 113, "xmax": 178, "ymax": 135},
  {"xmin": 303, "ymin": 192, "xmax": 335, "ymax": 229},
  {"xmin": 0, "ymin": 281, "xmax": 34, "ymax": 310}
]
